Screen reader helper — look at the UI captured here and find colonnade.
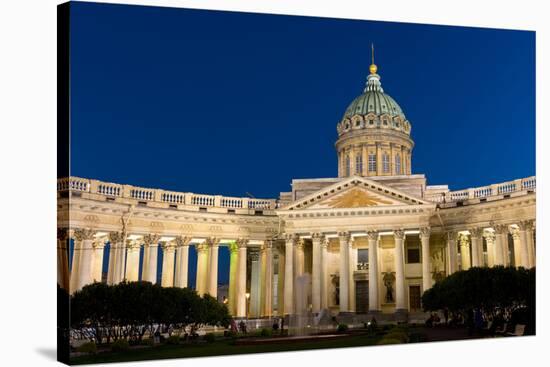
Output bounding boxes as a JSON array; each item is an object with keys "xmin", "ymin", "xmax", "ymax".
[
  {"xmin": 58, "ymin": 220, "xmax": 535, "ymax": 319},
  {"xmin": 445, "ymin": 220, "xmax": 536, "ymax": 273},
  {"xmin": 59, "ymin": 229, "xmax": 276, "ymax": 319},
  {"xmin": 282, "ymin": 227, "xmax": 432, "ymax": 316}
]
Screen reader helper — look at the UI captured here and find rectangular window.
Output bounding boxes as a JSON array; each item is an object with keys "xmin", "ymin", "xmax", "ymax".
[
  {"xmin": 395, "ymin": 154, "xmax": 401, "ymax": 174},
  {"xmin": 406, "ymin": 247, "xmax": 420, "ymax": 263},
  {"xmin": 368, "ymin": 154, "xmax": 376, "ymax": 172},
  {"xmin": 355, "ymin": 155, "xmax": 363, "ymax": 174},
  {"xmin": 382, "ymin": 153, "xmax": 390, "ymax": 173}
]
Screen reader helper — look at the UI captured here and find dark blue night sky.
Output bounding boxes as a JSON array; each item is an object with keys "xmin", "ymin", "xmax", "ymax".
[{"xmin": 69, "ymin": 2, "xmax": 535, "ymax": 285}]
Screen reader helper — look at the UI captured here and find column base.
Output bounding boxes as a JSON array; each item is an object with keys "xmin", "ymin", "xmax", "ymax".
[{"xmin": 394, "ymin": 309, "xmax": 409, "ymax": 323}]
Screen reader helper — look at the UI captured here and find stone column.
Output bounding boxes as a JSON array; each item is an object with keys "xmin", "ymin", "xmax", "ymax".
[
  {"xmin": 518, "ymin": 221, "xmax": 532, "ymax": 268},
  {"xmin": 483, "ymin": 231, "xmax": 495, "ymax": 267},
  {"xmin": 125, "ymin": 240, "xmax": 141, "ymax": 282},
  {"xmin": 493, "ymin": 225, "xmax": 507, "ymax": 266},
  {"xmin": 311, "ymin": 233, "xmax": 323, "ymax": 313},
  {"xmin": 142, "ymin": 234, "xmax": 160, "ymax": 284},
  {"xmin": 161, "ymin": 241, "xmax": 176, "ymax": 287},
  {"xmin": 195, "ymin": 242, "xmax": 209, "ymax": 295},
  {"xmin": 470, "ymin": 228, "xmax": 483, "ymax": 267},
  {"xmin": 393, "ymin": 229, "xmax": 406, "ymax": 313},
  {"xmin": 262, "ymin": 241, "xmax": 274, "ymax": 317},
  {"xmin": 228, "ymin": 241, "xmax": 239, "ymax": 315},
  {"xmin": 446, "ymin": 231, "xmax": 458, "ymax": 275},
  {"xmin": 284, "ymin": 234, "xmax": 295, "ymax": 315},
  {"xmin": 73, "ymin": 229, "xmax": 96, "ymax": 293},
  {"xmin": 526, "ymin": 222, "xmax": 535, "ymax": 267},
  {"xmin": 458, "ymin": 234, "xmax": 471, "ymax": 270},
  {"xmin": 91, "ymin": 238, "xmax": 106, "ymax": 283},
  {"xmin": 107, "ymin": 231, "xmax": 125, "ymax": 285},
  {"xmin": 525, "ymin": 221, "xmax": 535, "ymax": 268},
  {"xmin": 174, "ymin": 236, "xmax": 191, "ymax": 288},
  {"xmin": 206, "ymin": 238, "xmax": 220, "ymax": 297},
  {"xmin": 57, "ymin": 228, "xmax": 70, "ymax": 290},
  {"xmin": 250, "ymin": 250, "xmax": 261, "ymax": 317},
  {"xmin": 277, "ymin": 243, "xmax": 286, "ymax": 314},
  {"xmin": 510, "ymin": 227, "xmax": 521, "ymax": 267},
  {"xmin": 420, "ymin": 227, "xmax": 432, "ymax": 291},
  {"xmin": 366, "ymin": 231, "xmax": 380, "ymax": 312},
  {"xmin": 338, "ymin": 231, "xmax": 350, "ymax": 313},
  {"xmin": 236, "ymin": 239, "xmax": 248, "ymax": 318},
  {"xmin": 349, "ymin": 238, "xmax": 357, "ymax": 312},
  {"xmin": 320, "ymin": 237, "xmax": 329, "ymax": 309},
  {"xmin": 295, "ymin": 238, "xmax": 305, "ymax": 278}
]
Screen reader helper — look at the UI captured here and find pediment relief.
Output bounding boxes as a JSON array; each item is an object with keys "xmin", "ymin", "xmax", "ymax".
[{"xmin": 282, "ymin": 176, "xmax": 431, "ymax": 211}]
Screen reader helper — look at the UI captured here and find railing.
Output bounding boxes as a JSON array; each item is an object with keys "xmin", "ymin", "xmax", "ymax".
[
  {"xmin": 357, "ymin": 262, "xmax": 369, "ymax": 271},
  {"xmin": 58, "ymin": 176, "xmax": 277, "ymax": 210},
  {"xmin": 427, "ymin": 176, "xmax": 535, "ymax": 204}
]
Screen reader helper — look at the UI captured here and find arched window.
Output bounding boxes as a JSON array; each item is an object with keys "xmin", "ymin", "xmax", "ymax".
[
  {"xmin": 345, "ymin": 155, "xmax": 351, "ymax": 176},
  {"xmin": 395, "ymin": 154, "xmax": 401, "ymax": 174},
  {"xmin": 355, "ymin": 154, "xmax": 363, "ymax": 174},
  {"xmin": 368, "ymin": 154, "xmax": 377, "ymax": 172},
  {"xmin": 382, "ymin": 153, "xmax": 390, "ymax": 173}
]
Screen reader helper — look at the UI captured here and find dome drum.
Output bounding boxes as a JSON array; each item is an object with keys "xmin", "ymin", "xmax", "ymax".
[{"xmin": 335, "ymin": 60, "xmax": 414, "ymax": 178}]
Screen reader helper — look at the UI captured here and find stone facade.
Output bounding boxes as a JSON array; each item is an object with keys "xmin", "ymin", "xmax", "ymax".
[{"xmin": 58, "ymin": 60, "xmax": 535, "ymax": 321}]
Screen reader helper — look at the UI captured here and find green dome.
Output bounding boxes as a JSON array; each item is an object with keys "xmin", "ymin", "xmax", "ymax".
[{"xmin": 342, "ymin": 73, "xmax": 406, "ymax": 120}]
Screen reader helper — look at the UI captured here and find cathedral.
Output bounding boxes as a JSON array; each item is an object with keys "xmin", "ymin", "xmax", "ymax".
[{"xmin": 57, "ymin": 57, "xmax": 536, "ymax": 322}]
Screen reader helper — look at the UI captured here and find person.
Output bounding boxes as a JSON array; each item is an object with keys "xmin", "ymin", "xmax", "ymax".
[
  {"xmin": 443, "ymin": 308, "xmax": 449, "ymax": 325},
  {"xmin": 475, "ymin": 309, "xmax": 484, "ymax": 334},
  {"xmin": 239, "ymin": 320, "xmax": 247, "ymax": 334},
  {"xmin": 230, "ymin": 319, "xmax": 238, "ymax": 333},
  {"xmin": 272, "ymin": 319, "xmax": 279, "ymax": 333}
]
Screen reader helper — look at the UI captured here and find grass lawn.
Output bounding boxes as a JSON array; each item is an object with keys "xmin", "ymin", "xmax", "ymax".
[{"xmin": 70, "ymin": 333, "xmax": 383, "ymax": 365}]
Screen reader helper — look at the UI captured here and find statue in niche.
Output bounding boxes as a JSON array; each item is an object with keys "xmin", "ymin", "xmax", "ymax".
[{"xmin": 382, "ymin": 272, "xmax": 395, "ymax": 303}]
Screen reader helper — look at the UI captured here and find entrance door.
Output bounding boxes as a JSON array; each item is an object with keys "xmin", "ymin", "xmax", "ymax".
[
  {"xmin": 409, "ymin": 285, "xmax": 421, "ymax": 311},
  {"xmin": 355, "ymin": 280, "xmax": 369, "ymax": 313}
]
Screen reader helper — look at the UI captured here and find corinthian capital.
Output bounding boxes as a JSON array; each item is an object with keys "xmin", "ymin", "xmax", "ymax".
[
  {"xmin": 366, "ymin": 230, "xmax": 378, "ymax": 241},
  {"xmin": 483, "ymin": 230, "xmax": 495, "ymax": 243},
  {"xmin": 518, "ymin": 220, "xmax": 534, "ymax": 231},
  {"xmin": 458, "ymin": 233, "xmax": 469, "ymax": 247},
  {"xmin": 446, "ymin": 231, "xmax": 457, "ymax": 242},
  {"xmin": 493, "ymin": 224, "xmax": 508, "ymax": 235},
  {"xmin": 175, "ymin": 235, "xmax": 191, "ymax": 247},
  {"xmin": 108, "ymin": 231, "xmax": 124, "ymax": 244},
  {"xmin": 204, "ymin": 237, "xmax": 220, "ymax": 247},
  {"xmin": 74, "ymin": 228, "xmax": 95, "ymax": 241},
  {"xmin": 419, "ymin": 227, "xmax": 431, "ymax": 239},
  {"xmin": 338, "ymin": 231, "xmax": 350, "ymax": 243},
  {"xmin": 311, "ymin": 233, "xmax": 324, "ymax": 244},
  {"xmin": 509, "ymin": 226, "xmax": 520, "ymax": 240},
  {"xmin": 393, "ymin": 229, "xmax": 405, "ymax": 240},
  {"xmin": 143, "ymin": 234, "xmax": 160, "ymax": 246},
  {"xmin": 469, "ymin": 227, "xmax": 483, "ymax": 239},
  {"xmin": 236, "ymin": 238, "xmax": 249, "ymax": 249}
]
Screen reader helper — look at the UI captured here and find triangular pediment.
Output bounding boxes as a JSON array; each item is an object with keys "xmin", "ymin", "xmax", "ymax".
[{"xmin": 282, "ymin": 176, "xmax": 432, "ymax": 211}]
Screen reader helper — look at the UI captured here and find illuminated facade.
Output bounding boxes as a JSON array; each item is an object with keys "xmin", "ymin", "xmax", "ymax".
[{"xmin": 58, "ymin": 59, "xmax": 536, "ymax": 322}]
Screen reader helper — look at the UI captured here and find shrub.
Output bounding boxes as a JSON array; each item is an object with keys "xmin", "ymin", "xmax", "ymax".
[
  {"xmin": 337, "ymin": 323, "xmax": 349, "ymax": 333},
  {"xmin": 166, "ymin": 335, "xmax": 181, "ymax": 345},
  {"xmin": 260, "ymin": 328, "xmax": 272, "ymax": 337},
  {"xmin": 377, "ymin": 338, "xmax": 402, "ymax": 345},
  {"xmin": 76, "ymin": 342, "xmax": 97, "ymax": 354},
  {"xmin": 204, "ymin": 333, "xmax": 216, "ymax": 343},
  {"xmin": 383, "ymin": 331, "xmax": 409, "ymax": 343},
  {"xmin": 141, "ymin": 338, "xmax": 155, "ymax": 346},
  {"xmin": 111, "ymin": 339, "xmax": 130, "ymax": 352}
]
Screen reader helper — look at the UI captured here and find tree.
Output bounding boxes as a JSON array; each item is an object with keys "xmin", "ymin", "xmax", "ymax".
[{"xmin": 422, "ymin": 266, "xmax": 535, "ymax": 333}]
